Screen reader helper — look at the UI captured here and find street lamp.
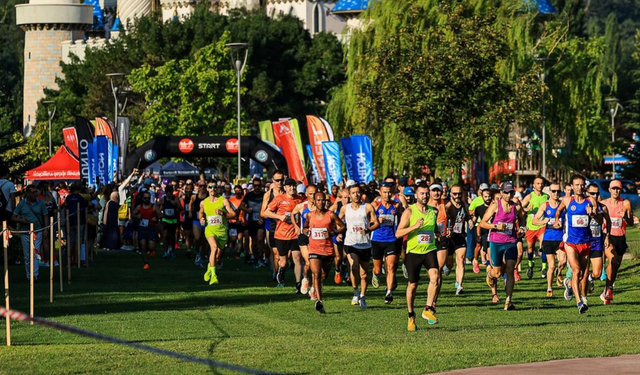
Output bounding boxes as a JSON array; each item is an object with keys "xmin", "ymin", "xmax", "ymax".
[
  {"xmin": 534, "ymin": 55, "xmax": 553, "ymax": 179},
  {"xmin": 42, "ymin": 100, "xmax": 56, "ymax": 156},
  {"xmin": 225, "ymin": 42, "xmax": 249, "ymax": 180},
  {"xmin": 106, "ymin": 72, "xmax": 126, "ymax": 132},
  {"xmin": 605, "ymin": 97, "xmax": 623, "ymax": 177}
]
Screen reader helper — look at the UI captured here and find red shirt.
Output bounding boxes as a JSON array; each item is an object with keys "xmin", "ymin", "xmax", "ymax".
[{"xmin": 268, "ymin": 193, "xmax": 302, "ymax": 240}]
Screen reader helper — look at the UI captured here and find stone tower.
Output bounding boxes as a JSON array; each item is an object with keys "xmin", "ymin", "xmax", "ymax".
[{"xmin": 16, "ymin": 0, "xmax": 92, "ymax": 135}]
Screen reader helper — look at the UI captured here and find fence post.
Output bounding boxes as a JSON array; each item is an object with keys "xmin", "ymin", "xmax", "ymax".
[
  {"xmin": 77, "ymin": 202, "xmax": 81, "ymax": 268},
  {"xmin": 57, "ymin": 211, "xmax": 63, "ymax": 291},
  {"xmin": 29, "ymin": 223, "xmax": 34, "ymax": 325},
  {"xmin": 66, "ymin": 208, "xmax": 71, "ymax": 284},
  {"xmin": 84, "ymin": 207, "xmax": 89, "ymax": 268},
  {"xmin": 49, "ymin": 216, "xmax": 54, "ymax": 303},
  {"xmin": 3, "ymin": 221, "xmax": 10, "ymax": 346}
]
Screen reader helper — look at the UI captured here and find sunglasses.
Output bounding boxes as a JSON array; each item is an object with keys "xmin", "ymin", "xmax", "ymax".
[
  {"xmin": 273, "ymin": 178, "xmax": 284, "ymax": 183},
  {"xmin": 451, "ymin": 192, "xmax": 461, "ymax": 196},
  {"xmin": 253, "ymin": 184, "xmax": 261, "ymax": 187},
  {"xmin": 611, "ymin": 187, "xmax": 622, "ymax": 191},
  {"xmin": 588, "ymin": 192, "xmax": 599, "ymax": 196},
  {"xmin": 207, "ymin": 185, "xmax": 216, "ymax": 189},
  {"xmin": 503, "ymin": 191, "xmax": 515, "ymax": 195},
  {"xmin": 550, "ymin": 189, "xmax": 561, "ymax": 194}
]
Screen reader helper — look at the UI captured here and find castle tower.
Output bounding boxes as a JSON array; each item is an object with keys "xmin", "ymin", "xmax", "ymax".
[{"xmin": 16, "ymin": 0, "xmax": 93, "ymax": 135}]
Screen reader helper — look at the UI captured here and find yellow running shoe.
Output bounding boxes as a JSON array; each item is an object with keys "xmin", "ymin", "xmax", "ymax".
[
  {"xmin": 407, "ymin": 316, "xmax": 417, "ymax": 332},
  {"xmin": 546, "ymin": 290, "xmax": 553, "ymax": 298},
  {"xmin": 204, "ymin": 264, "xmax": 212, "ymax": 282},
  {"xmin": 421, "ymin": 307, "xmax": 438, "ymax": 325},
  {"xmin": 209, "ymin": 273, "xmax": 219, "ymax": 285}
]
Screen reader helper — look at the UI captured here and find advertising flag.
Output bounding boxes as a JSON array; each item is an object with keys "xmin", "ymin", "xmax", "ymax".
[
  {"xmin": 111, "ymin": 144, "xmax": 119, "ymax": 181},
  {"xmin": 74, "ymin": 115, "xmax": 95, "ymax": 182},
  {"xmin": 349, "ymin": 135, "xmax": 374, "ymax": 183},
  {"xmin": 340, "ymin": 137, "xmax": 356, "ymax": 181},
  {"xmin": 306, "ymin": 144, "xmax": 320, "ymax": 184},
  {"xmin": 117, "ymin": 116, "xmax": 130, "ymax": 174},
  {"xmin": 273, "ymin": 120, "xmax": 307, "ymax": 184},
  {"xmin": 94, "ymin": 135, "xmax": 110, "ymax": 185},
  {"xmin": 259, "ymin": 120, "xmax": 275, "ymax": 144},
  {"xmin": 249, "ymin": 159, "xmax": 263, "ymax": 178},
  {"xmin": 322, "ymin": 141, "xmax": 343, "ymax": 191},
  {"xmin": 283, "ymin": 118, "xmax": 305, "ymax": 165},
  {"xmin": 95, "ymin": 117, "xmax": 114, "ymax": 141},
  {"xmin": 87, "ymin": 141, "xmax": 96, "ymax": 186},
  {"xmin": 306, "ymin": 115, "xmax": 335, "ymax": 181},
  {"xmin": 62, "ymin": 127, "xmax": 79, "ymax": 157}
]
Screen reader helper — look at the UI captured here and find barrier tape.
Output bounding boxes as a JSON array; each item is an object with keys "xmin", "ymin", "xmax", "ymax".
[{"xmin": 0, "ymin": 306, "xmax": 280, "ymax": 375}]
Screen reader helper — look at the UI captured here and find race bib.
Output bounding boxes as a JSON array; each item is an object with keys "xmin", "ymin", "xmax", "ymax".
[
  {"xmin": 140, "ymin": 219, "xmax": 149, "ymax": 228},
  {"xmin": 164, "ymin": 208, "xmax": 174, "ymax": 217},
  {"xmin": 590, "ymin": 223, "xmax": 601, "ymax": 238},
  {"xmin": 252, "ymin": 212, "xmax": 260, "ymax": 221},
  {"xmin": 351, "ymin": 226, "xmax": 365, "ymax": 233},
  {"xmin": 379, "ymin": 214, "xmax": 395, "ymax": 226},
  {"xmin": 497, "ymin": 222, "xmax": 514, "ymax": 233},
  {"xmin": 417, "ymin": 231, "xmax": 434, "ymax": 244},
  {"xmin": 453, "ymin": 222, "xmax": 463, "ymax": 234},
  {"xmin": 571, "ymin": 215, "xmax": 589, "ymax": 228},
  {"xmin": 208, "ymin": 215, "xmax": 223, "ymax": 226},
  {"xmin": 611, "ymin": 217, "xmax": 623, "ymax": 229},
  {"xmin": 229, "ymin": 228, "xmax": 238, "ymax": 237},
  {"xmin": 311, "ymin": 228, "xmax": 329, "ymax": 240}
]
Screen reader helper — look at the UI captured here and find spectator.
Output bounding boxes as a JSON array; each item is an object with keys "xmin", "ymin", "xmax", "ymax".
[
  {"xmin": 64, "ymin": 183, "xmax": 88, "ymax": 265},
  {"xmin": 102, "ymin": 192, "xmax": 121, "ymax": 250},
  {"xmin": 13, "ymin": 184, "xmax": 48, "ymax": 280},
  {"xmin": 0, "ymin": 165, "xmax": 17, "ymax": 224}
]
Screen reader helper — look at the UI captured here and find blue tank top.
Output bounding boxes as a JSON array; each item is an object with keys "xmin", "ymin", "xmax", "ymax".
[
  {"xmin": 542, "ymin": 202, "xmax": 564, "ymax": 242},
  {"xmin": 589, "ymin": 204, "xmax": 604, "ymax": 251},
  {"xmin": 372, "ymin": 203, "xmax": 398, "ymax": 242},
  {"xmin": 566, "ymin": 198, "xmax": 592, "ymax": 245},
  {"xmin": 162, "ymin": 197, "xmax": 177, "ymax": 220}
]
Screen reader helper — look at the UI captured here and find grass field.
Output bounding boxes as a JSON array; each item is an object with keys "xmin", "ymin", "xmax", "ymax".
[{"xmin": 0, "ymin": 242, "xmax": 639, "ymax": 375}]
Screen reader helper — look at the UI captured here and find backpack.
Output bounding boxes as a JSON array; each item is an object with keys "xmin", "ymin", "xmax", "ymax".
[{"xmin": 0, "ymin": 181, "xmax": 9, "ymax": 211}]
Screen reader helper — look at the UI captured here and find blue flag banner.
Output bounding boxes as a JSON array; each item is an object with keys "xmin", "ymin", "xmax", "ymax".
[
  {"xmin": 87, "ymin": 142, "xmax": 96, "ymax": 187},
  {"xmin": 306, "ymin": 144, "xmax": 320, "ymax": 184},
  {"xmin": 249, "ymin": 159, "xmax": 263, "ymax": 178},
  {"xmin": 112, "ymin": 144, "xmax": 119, "ymax": 181},
  {"xmin": 349, "ymin": 135, "xmax": 374, "ymax": 183},
  {"xmin": 94, "ymin": 136, "xmax": 110, "ymax": 185},
  {"xmin": 322, "ymin": 141, "xmax": 343, "ymax": 192},
  {"xmin": 339, "ymin": 137, "xmax": 356, "ymax": 180}
]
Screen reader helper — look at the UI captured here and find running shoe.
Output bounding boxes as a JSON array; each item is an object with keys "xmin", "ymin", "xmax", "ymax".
[
  {"xmin": 359, "ymin": 296, "xmax": 367, "ymax": 309},
  {"xmin": 309, "ymin": 287, "xmax": 317, "ymax": 301},
  {"xmin": 371, "ymin": 273, "xmax": 380, "ymax": 289},
  {"xmin": 194, "ymin": 253, "xmax": 201, "ymax": 265},
  {"xmin": 407, "ymin": 316, "xmax": 417, "ymax": 332},
  {"xmin": 582, "ymin": 296, "xmax": 588, "ymax": 305},
  {"xmin": 588, "ymin": 276, "xmax": 594, "ymax": 294},
  {"xmin": 443, "ymin": 265, "xmax": 451, "ymax": 276},
  {"xmin": 351, "ymin": 295, "xmax": 359, "ymax": 305},
  {"xmin": 492, "ymin": 294, "xmax": 500, "ymax": 304},
  {"xmin": 514, "ymin": 269, "xmax": 521, "ymax": 282},
  {"xmin": 296, "ymin": 282, "xmax": 302, "ymax": 295},
  {"xmin": 276, "ymin": 270, "xmax": 285, "ymax": 284},
  {"xmin": 504, "ymin": 301, "xmax": 515, "ymax": 311},
  {"xmin": 334, "ymin": 271, "xmax": 342, "ymax": 284},
  {"xmin": 315, "ymin": 300, "xmax": 326, "ymax": 314},
  {"xmin": 465, "ymin": 259, "xmax": 472, "ymax": 265},
  {"xmin": 421, "ymin": 307, "xmax": 438, "ymax": 324},
  {"xmin": 402, "ymin": 263, "xmax": 409, "ymax": 279},
  {"xmin": 149, "ymin": 250, "xmax": 156, "ymax": 257},
  {"xmin": 605, "ymin": 288, "xmax": 614, "ymax": 301},
  {"xmin": 556, "ymin": 275, "xmax": 564, "ymax": 287},
  {"xmin": 541, "ymin": 267, "xmax": 547, "ymax": 279},
  {"xmin": 472, "ymin": 261, "xmax": 480, "ymax": 274},
  {"xmin": 143, "ymin": 263, "xmax": 150, "ymax": 270},
  {"xmin": 454, "ymin": 281, "xmax": 459, "ymax": 289},
  {"xmin": 486, "ymin": 273, "xmax": 497, "ymax": 288},
  {"xmin": 563, "ymin": 278, "xmax": 573, "ymax": 301},
  {"xmin": 546, "ymin": 289, "xmax": 553, "ymax": 298},
  {"xmin": 163, "ymin": 249, "xmax": 171, "ymax": 259},
  {"xmin": 204, "ymin": 264, "xmax": 212, "ymax": 282},
  {"xmin": 301, "ymin": 278, "xmax": 310, "ymax": 295},
  {"xmin": 577, "ymin": 302, "xmax": 588, "ymax": 314},
  {"xmin": 53, "ymin": 260, "xmax": 59, "ymax": 267},
  {"xmin": 235, "ymin": 254, "xmax": 241, "ymax": 260},
  {"xmin": 384, "ymin": 291, "xmax": 393, "ymax": 305},
  {"xmin": 456, "ymin": 286, "xmax": 464, "ymax": 295},
  {"xmin": 186, "ymin": 249, "xmax": 192, "ymax": 258},
  {"xmin": 209, "ymin": 272, "xmax": 219, "ymax": 285},
  {"xmin": 171, "ymin": 250, "xmax": 177, "ymax": 260},
  {"xmin": 381, "ymin": 266, "xmax": 386, "ymax": 275},
  {"xmin": 277, "ymin": 282, "xmax": 285, "ymax": 288}
]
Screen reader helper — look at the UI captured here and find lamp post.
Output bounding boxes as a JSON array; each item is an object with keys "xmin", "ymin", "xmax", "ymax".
[
  {"xmin": 225, "ymin": 42, "xmax": 249, "ymax": 180},
  {"xmin": 106, "ymin": 73, "xmax": 126, "ymax": 132},
  {"xmin": 42, "ymin": 100, "xmax": 56, "ymax": 156},
  {"xmin": 534, "ymin": 55, "xmax": 553, "ymax": 179},
  {"xmin": 605, "ymin": 97, "xmax": 623, "ymax": 177}
]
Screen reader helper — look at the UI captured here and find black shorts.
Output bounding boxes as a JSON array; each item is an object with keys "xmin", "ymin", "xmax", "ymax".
[
  {"xmin": 437, "ymin": 237, "xmax": 448, "ymax": 251},
  {"xmin": 247, "ymin": 222, "xmax": 263, "ymax": 237},
  {"xmin": 162, "ymin": 222, "xmax": 177, "ymax": 233},
  {"xmin": 541, "ymin": 240, "xmax": 562, "ymax": 255},
  {"xmin": 181, "ymin": 221, "xmax": 192, "ymax": 231},
  {"xmin": 404, "ymin": 251, "xmax": 438, "ymax": 283},
  {"xmin": 371, "ymin": 241, "xmax": 400, "ymax": 260},
  {"xmin": 298, "ymin": 234, "xmax": 309, "ymax": 246},
  {"xmin": 479, "ymin": 233, "xmax": 489, "ymax": 252},
  {"xmin": 447, "ymin": 235, "xmax": 466, "ymax": 255},
  {"xmin": 609, "ymin": 235, "xmax": 627, "ymax": 255},
  {"xmin": 228, "ymin": 223, "xmax": 244, "ymax": 238},
  {"xmin": 309, "ymin": 253, "xmax": 334, "ymax": 262},
  {"xmin": 590, "ymin": 250, "xmax": 603, "ymax": 258},
  {"xmin": 344, "ymin": 245, "xmax": 372, "ymax": 262},
  {"xmin": 275, "ymin": 239, "xmax": 300, "ymax": 257}
]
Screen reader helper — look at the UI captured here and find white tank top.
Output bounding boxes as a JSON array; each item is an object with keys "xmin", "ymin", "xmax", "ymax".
[{"xmin": 344, "ymin": 204, "xmax": 371, "ymax": 249}]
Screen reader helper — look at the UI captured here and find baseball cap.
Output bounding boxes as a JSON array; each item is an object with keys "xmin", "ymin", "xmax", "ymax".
[
  {"xmin": 501, "ymin": 181, "xmax": 514, "ymax": 192},
  {"xmin": 296, "ymin": 183, "xmax": 306, "ymax": 194},
  {"xmin": 284, "ymin": 178, "xmax": 297, "ymax": 186},
  {"xmin": 610, "ymin": 180, "xmax": 622, "ymax": 189},
  {"xmin": 403, "ymin": 187, "xmax": 415, "ymax": 196},
  {"xmin": 429, "ymin": 183, "xmax": 443, "ymax": 191},
  {"xmin": 346, "ymin": 179, "xmax": 358, "ymax": 188},
  {"xmin": 479, "ymin": 183, "xmax": 489, "ymax": 191},
  {"xmin": 415, "ymin": 179, "xmax": 422, "ymax": 185},
  {"xmin": 490, "ymin": 183, "xmax": 499, "ymax": 190},
  {"xmin": 399, "ymin": 177, "xmax": 408, "ymax": 186}
]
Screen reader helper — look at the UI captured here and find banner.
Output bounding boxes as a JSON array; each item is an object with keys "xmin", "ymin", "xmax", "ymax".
[
  {"xmin": 284, "ymin": 118, "xmax": 305, "ymax": 165},
  {"xmin": 74, "ymin": 116, "xmax": 95, "ymax": 183},
  {"xmin": 348, "ymin": 135, "xmax": 374, "ymax": 183},
  {"xmin": 87, "ymin": 141, "xmax": 96, "ymax": 187},
  {"xmin": 322, "ymin": 141, "xmax": 343, "ymax": 191},
  {"xmin": 306, "ymin": 144, "xmax": 320, "ymax": 184},
  {"xmin": 306, "ymin": 115, "xmax": 334, "ymax": 181},
  {"xmin": 111, "ymin": 144, "xmax": 118, "ymax": 182},
  {"xmin": 117, "ymin": 116, "xmax": 130, "ymax": 174},
  {"xmin": 273, "ymin": 120, "xmax": 307, "ymax": 184},
  {"xmin": 340, "ymin": 137, "xmax": 356, "ymax": 181},
  {"xmin": 249, "ymin": 159, "xmax": 263, "ymax": 178},
  {"xmin": 62, "ymin": 127, "xmax": 79, "ymax": 157},
  {"xmin": 259, "ymin": 120, "xmax": 275, "ymax": 144},
  {"xmin": 95, "ymin": 117, "xmax": 114, "ymax": 141},
  {"xmin": 94, "ymin": 135, "xmax": 110, "ymax": 185}
]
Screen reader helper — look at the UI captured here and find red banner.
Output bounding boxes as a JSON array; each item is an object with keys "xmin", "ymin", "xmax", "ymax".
[
  {"xmin": 306, "ymin": 115, "xmax": 333, "ymax": 181},
  {"xmin": 273, "ymin": 120, "xmax": 307, "ymax": 184},
  {"xmin": 95, "ymin": 117, "xmax": 114, "ymax": 141},
  {"xmin": 62, "ymin": 127, "xmax": 79, "ymax": 157}
]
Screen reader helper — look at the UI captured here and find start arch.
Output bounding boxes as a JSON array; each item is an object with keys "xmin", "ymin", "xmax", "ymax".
[{"xmin": 125, "ymin": 136, "xmax": 288, "ymax": 177}]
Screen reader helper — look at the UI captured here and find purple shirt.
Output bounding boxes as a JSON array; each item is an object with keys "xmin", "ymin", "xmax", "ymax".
[{"xmin": 489, "ymin": 200, "xmax": 517, "ymax": 244}]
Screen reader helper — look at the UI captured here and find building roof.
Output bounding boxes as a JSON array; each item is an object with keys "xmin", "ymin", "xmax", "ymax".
[{"xmin": 332, "ymin": 0, "xmax": 371, "ymax": 14}]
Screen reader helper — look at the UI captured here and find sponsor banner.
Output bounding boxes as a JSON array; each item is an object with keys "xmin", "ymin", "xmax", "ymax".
[
  {"xmin": 287, "ymin": 119, "xmax": 305, "ymax": 165},
  {"xmin": 306, "ymin": 115, "xmax": 334, "ymax": 181},
  {"xmin": 62, "ymin": 127, "xmax": 79, "ymax": 157},
  {"xmin": 74, "ymin": 116, "xmax": 95, "ymax": 182},
  {"xmin": 339, "ymin": 137, "xmax": 356, "ymax": 181},
  {"xmin": 94, "ymin": 136, "xmax": 110, "ymax": 185},
  {"xmin": 259, "ymin": 120, "xmax": 275, "ymax": 144},
  {"xmin": 87, "ymin": 141, "xmax": 96, "ymax": 186},
  {"xmin": 306, "ymin": 144, "xmax": 320, "ymax": 184},
  {"xmin": 111, "ymin": 144, "xmax": 118, "ymax": 181},
  {"xmin": 273, "ymin": 120, "xmax": 307, "ymax": 184},
  {"xmin": 117, "ymin": 116, "xmax": 130, "ymax": 174},
  {"xmin": 249, "ymin": 159, "xmax": 263, "ymax": 178},
  {"xmin": 30, "ymin": 170, "xmax": 81, "ymax": 179},
  {"xmin": 95, "ymin": 117, "xmax": 114, "ymax": 141},
  {"xmin": 322, "ymin": 141, "xmax": 343, "ymax": 192},
  {"xmin": 348, "ymin": 135, "xmax": 374, "ymax": 183}
]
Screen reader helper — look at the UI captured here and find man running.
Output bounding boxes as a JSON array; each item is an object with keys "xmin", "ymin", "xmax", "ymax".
[
  {"xmin": 180, "ymin": 182, "xmax": 195, "ymax": 258},
  {"xmin": 428, "ymin": 183, "xmax": 448, "ymax": 309},
  {"xmin": 261, "ymin": 171, "xmax": 285, "ymax": 280},
  {"xmin": 480, "ymin": 182, "xmax": 526, "ymax": 310},
  {"xmin": 532, "ymin": 182, "xmax": 566, "ymax": 297},
  {"xmin": 584, "ymin": 183, "xmax": 610, "ymax": 298},
  {"xmin": 445, "ymin": 184, "xmax": 473, "ymax": 295},
  {"xmin": 339, "ymin": 181, "xmax": 380, "ymax": 308},
  {"xmin": 371, "ymin": 181, "xmax": 403, "ymax": 304},
  {"xmin": 199, "ymin": 180, "xmax": 236, "ymax": 285},
  {"xmin": 228, "ymin": 184, "xmax": 248, "ymax": 260},
  {"xmin": 159, "ymin": 185, "xmax": 182, "ymax": 260},
  {"xmin": 553, "ymin": 175, "xmax": 600, "ymax": 313},
  {"xmin": 472, "ymin": 188, "xmax": 492, "ymax": 273},
  {"xmin": 601, "ymin": 179, "xmax": 633, "ymax": 305},
  {"xmin": 329, "ymin": 187, "xmax": 349, "ymax": 283},
  {"xmin": 292, "ymin": 184, "xmax": 317, "ymax": 295},
  {"xmin": 240, "ymin": 178, "xmax": 266, "ymax": 267},
  {"xmin": 191, "ymin": 181, "xmax": 208, "ymax": 267},
  {"xmin": 521, "ymin": 176, "xmax": 548, "ymax": 279},
  {"xmin": 395, "ymin": 183, "xmax": 440, "ymax": 330},
  {"xmin": 303, "ymin": 192, "xmax": 345, "ymax": 313},
  {"xmin": 132, "ymin": 190, "xmax": 161, "ymax": 269}
]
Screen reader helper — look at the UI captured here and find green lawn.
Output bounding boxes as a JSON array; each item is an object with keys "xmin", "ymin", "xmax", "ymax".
[{"xmin": 0, "ymin": 246, "xmax": 639, "ymax": 375}]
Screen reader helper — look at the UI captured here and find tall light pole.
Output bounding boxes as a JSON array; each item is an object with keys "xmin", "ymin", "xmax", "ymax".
[
  {"xmin": 225, "ymin": 42, "xmax": 249, "ymax": 180},
  {"xmin": 106, "ymin": 73, "xmax": 126, "ymax": 133},
  {"xmin": 42, "ymin": 100, "xmax": 56, "ymax": 156},
  {"xmin": 534, "ymin": 55, "xmax": 553, "ymax": 179},
  {"xmin": 605, "ymin": 97, "xmax": 623, "ymax": 177}
]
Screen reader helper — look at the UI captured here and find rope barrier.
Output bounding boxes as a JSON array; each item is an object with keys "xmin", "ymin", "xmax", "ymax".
[{"xmin": 0, "ymin": 307, "xmax": 280, "ymax": 375}]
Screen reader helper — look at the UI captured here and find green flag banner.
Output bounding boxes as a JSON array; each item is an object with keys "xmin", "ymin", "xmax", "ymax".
[{"xmin": 259, "ymin": 120, "xmax": 275, "ymax": 144}]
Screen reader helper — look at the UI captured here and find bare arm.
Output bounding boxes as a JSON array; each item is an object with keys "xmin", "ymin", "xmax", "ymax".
[
  {"xmin": 624, "ymin": 200, "xmax": 634, "ymax": 225},
  {"xmin": 395, "ymin": 207, "xmax": 417, "ymax": 239},
  {"xmin": 332, "ymin": 212, "xmax": 346, "ymax": 234},
  {"xmin": 553, "ymin": 201, "xmax": 567, "ymax": 229},
  {"xmin": 366, "ymin": 204, "xmax": 380, "ymax": 233},
  {"xmin": 223, "ymin": 199, "xmax": 236, "ymax": 219},
  {"xmin": 479, "ymin": 202, "xmax": 498, "ymax": 230},
  {"xmin": 532, "ymin": 202, "xmax": 549, "ymax": 226}
]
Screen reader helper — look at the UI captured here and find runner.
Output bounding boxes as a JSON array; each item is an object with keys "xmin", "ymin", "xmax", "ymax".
[
  {"xmin": 584, "ymin": 183, "xmax": 610, "ymax": 297},
  {"xmin": 240, "ymin": 178, "xmax": 266, "ymax": 267},
  {"xmin": 521, "ymin": 176, "xmax": 548, "ymax": 279},
  {"xmin": 159, "ymin": 185, "xmax": 182, "ymax": 260},
  {"xmin": 371, "ymin": 181, "xmax": 403, "ymax": 304},
  {"xmin": 199, "ymin": 180, "xmax": 236, "ymax": 285},
  {"xmin": 601, "ymin": 179, "xmax": 633, "ymax": 305},
  {"xmin": 553, "ymin": 175, "xmax": 600, "ymax": 313},
  {"xmin": 191, "ymin": 181, "xmax": 208, "ymax": 267},
  {"xmin": 395, "ymin": 183, "xmax": 440, "ymax": 330},
  {"xmin": 292, "ymin": 184, "xmax": 317, "ymax": 295},
  {"xmin": 480, "ymin": 182, "xmax": 527, "ymax": 310},
  {"xmin": 264, "ymin": 178, "xmax": 304, "ymax": 290},
  {"xmin": 339, "ymin": 181, "xmax": 380, "ymax": 308},
  {"xmin": 228, "ymin": 184, "xmax": 248, "ymax": 260},
  {"xmin": 469, "ymin": 183, "xmax": 490, "ymax": 273},
  {"xmin": 532, "ymin": 182, "xmax": 567, "ymax": 297},
  {"xmin": 261, "ymin": 170, "xmax": 285, "ymax": 280},
  {"xmin": 329, "ymin": 187, "xmax": 349, "ymax": 284},
  {"xmin": 303, "ymin": 192, "xmax": 346, "ymax": 313},
  {"xmin": 180, "ymin": 181, "xmax": 195, "ymax": 258},
  {"xmin": 429, "ymin": 183, "xmax": 448, "ymax": 309},
  {"xmin": 445, "ymin": 184, "xmax": 473, "ymax": 295},
  {"xmin": 132, "ymin": 190, "xmax": 161, "ymax": 269}
]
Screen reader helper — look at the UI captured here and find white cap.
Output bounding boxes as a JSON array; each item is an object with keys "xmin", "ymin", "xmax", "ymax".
[
  {"xmin": 479, "ymin": 183, "xmax": 489, "ymax": 191},
  {"xmin": 296, "ymin": 183, "xmax": 306, "ymax": 194},
  {"xmin": 429, "ymin": 183, "xmax": 443, "ymax": 191},
  {"xmin": 415, "ymin": 179, "xmax": 422, "ymax": 185},
  {"xmin": 346, "ymin": 179, "xmax": 358, "ymax": 188}
]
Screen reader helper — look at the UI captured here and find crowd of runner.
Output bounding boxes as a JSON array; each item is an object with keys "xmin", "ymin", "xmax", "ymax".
[{"xmin": 1, "ymin": 165, "xmax": 633, "ymax": 330}]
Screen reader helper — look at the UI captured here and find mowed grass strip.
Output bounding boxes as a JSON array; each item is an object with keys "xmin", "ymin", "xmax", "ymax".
[{"xmin": 0, "ymin": 245, "xmax": 639, "ymax": 375}]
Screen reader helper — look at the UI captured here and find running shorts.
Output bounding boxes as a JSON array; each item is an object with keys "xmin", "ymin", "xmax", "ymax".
[
  {"xmin": 404, "ymin": 251, "xmax": 438, "ymax": 283},
  {"xmin": 371, "ymin": 241, "xmax": 400, "ymax": 260},
  {"xmin": 447, "ymin": 235, "xmax": 466, "ymax": 255},
  {"xmin": 344, "ymin": 245, "xmax": 372, "ymax": 262},
  {"xmin": 275, "ymin": 239, "xmax": 300, "ymax": 257},
  {"xmin": 489, "ymin": 242, "xmax": 518, "ymax": 267},
  {"xmin": 541, "ymin": 240, "xmax": 562, "ymax": 255},
  {"xmin": 308, "ymin": 253, "xmax": 334, "ymax": 262},
  {"xmin": 525, "ymin": 227, "xmax": 545, "ymax": 244},
  {"xmin": 564, "ymin": 242, "xmax": 591, "ymax": 256},
  {"xmin": 608, "ymin": 235, "xmax": 628, "ymax": 256},
  {"xmin": 590, "ymin": 250, "xmax": 603, "ymax": 258},
  {"xmin": 138, "ymin": 227, "xmax": 158, "ymax": 242}
]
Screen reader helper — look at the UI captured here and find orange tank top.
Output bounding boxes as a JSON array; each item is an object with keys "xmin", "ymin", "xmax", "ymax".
[
  {"xmin": 307, "ymin": 210, "xmax": 334, "ymax": 256},
  {"xmin": 604, "ymin": 198, "xmax": 626, "ymax": 236}
]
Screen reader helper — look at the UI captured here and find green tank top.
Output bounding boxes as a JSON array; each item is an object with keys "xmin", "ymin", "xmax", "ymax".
[
  {"xmin": 526, "ymin": 191, "xmax": 548, "ymax": 230},
  {"xmin": 203, "ymin": 196, "xmax": 227, "ymax": 237},
  {"xmin": 406, "ymin": 204, "xmax": 438, "ymax": 254}
]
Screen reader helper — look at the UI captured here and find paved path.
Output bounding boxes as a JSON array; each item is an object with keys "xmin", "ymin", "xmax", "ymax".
[{"xmin": 435, "ymin": 354, "xmax": 640, "ymax": 374}]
